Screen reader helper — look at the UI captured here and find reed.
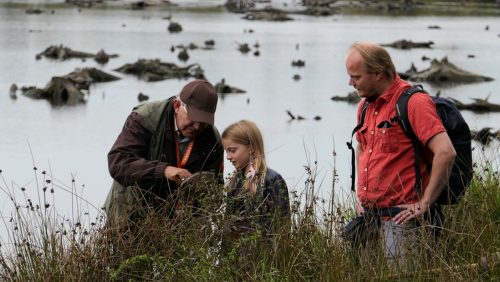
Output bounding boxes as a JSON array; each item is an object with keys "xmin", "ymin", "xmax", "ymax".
[{"xmin": 0, "ymin": 152, "xmax": 498, "ymax": 281}]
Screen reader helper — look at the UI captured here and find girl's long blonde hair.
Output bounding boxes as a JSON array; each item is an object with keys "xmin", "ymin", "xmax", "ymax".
[{"xmin": 221, "ymin": 120, "xmax": 267, "ymax": 193}]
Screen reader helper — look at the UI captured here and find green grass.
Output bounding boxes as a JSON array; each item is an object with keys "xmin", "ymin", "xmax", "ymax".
[{"xmin": 0, "ymin": 154, "xmax": 498, "ymax": 281}]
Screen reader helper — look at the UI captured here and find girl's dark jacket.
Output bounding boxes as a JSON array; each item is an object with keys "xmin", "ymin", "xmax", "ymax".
[
  {"xmin": 224, "ymin": 168, "xmax": 291, "ymax": 238},
  {"xmin": 104, "ymin": 97, "xmax": 223, "ymax": 225}
]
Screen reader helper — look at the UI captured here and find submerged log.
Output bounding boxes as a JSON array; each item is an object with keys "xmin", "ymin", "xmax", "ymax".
[
  {"xmin": 471, "ymin": 127, "xmax": 498, "ymax": 145},
  {"xmin": 23, "ymin": 77, "xmax": 85, "ymax": 105},
  {"xmin": 25, "ymin": 8, "xmax": 43, "ymax": 14},
  {"xmin": 381, "ymin": 39, "xmax": 434, "ymax": 49},
  {"xmin": 215, "ymin": 79, "xmax": 246, "ymax": 94},
  {"xmin": 286, "ymin": 110, "xmax": 305, "ymax": 121},
  {"xmin": 114, "ymin": 59, "xmax": 205, "ymax": 81},
  {"xmin": 400, "ymin": 57, "xmax": 494, "ymax": 85},
  {"xmin": 178, "ymin": 49, "xmax": 189, "ymax": 62},
  {"xmin": 9, "ymin": 83, "xmax": 18, "ymax": 100},
  {"xmin": 331, "ymin": 91, "xmax": 360, "ymax": 104},
  {"xmin": 204, "ymin": 40, "xmax": 215, "ymax": 47},
  {"xmin": 238, "ymin": 43, "xmax": 251, "ymax": 54},
  {"xmin": 36, "ymin": 45, "xmax": 119, "ymax": 63},
  {"xmin": 130, "ymin": 0, "xmax": 174, "ymax": 9},
  {"xmin": 138, "ymin": 92, "xmax": 149, "ymax": 102},
  {"xmin": 94, "ymin": 49, "xmax": 119, "ymax": 64},
  {"xmin": 224, "ymin": 0, "xmax": 255, "ymax": 13},
  {"xmin": 36, "ymin": 45, "xmax": 95, "ymax": 61},
  {"xmin": 292, "ymin": 60, "xmax": 305, "ymax": 67},
  {"xmin": 448, "ymin": 96, "xmax": 500, "ymax": 112},
  {"xmin": 21, "ymin": 68, "xmax": 119, "ymax": 105},
  {"xmin": 168, "ymin": 22, "xmax": 182, "ymax": 33},
  {"xmin": 64, "ymin": 68, "xmax": 120, "ymax": 90},
  {"xmin": 243, "ymin": 8, "xmax": 293, "ymax": 21},
  {"xmin": 176, "ymin": 43, "xmax": 198, "ymax": 50}
]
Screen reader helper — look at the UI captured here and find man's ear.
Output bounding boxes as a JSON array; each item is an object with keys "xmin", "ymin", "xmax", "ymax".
[{"xmin": 173, "ymin": 99, "xmax": 181, "ymax": 112}]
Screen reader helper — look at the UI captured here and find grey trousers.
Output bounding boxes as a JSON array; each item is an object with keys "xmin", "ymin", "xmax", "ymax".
[{"xmin": 380, "ymin": 219, "xmax": 419, "ymax": 265}]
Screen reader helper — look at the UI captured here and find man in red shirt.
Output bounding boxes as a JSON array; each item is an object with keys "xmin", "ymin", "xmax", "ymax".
[{"xmin": 345, "ymin": 42, "xmax": 456, "ymax": 264}]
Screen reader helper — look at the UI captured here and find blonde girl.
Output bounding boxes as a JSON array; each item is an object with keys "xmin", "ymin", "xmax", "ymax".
[{"xmin": 221, "ymin": 120, "xmax": 290, "ymax": 238}]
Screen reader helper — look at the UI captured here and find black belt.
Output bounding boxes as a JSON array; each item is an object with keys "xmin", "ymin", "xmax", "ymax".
[{"xmin": 363, "ymin": 207, "xmax": 405, "ymax": 218}]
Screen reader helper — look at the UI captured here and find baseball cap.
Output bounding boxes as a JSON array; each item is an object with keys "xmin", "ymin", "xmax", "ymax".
[{"xmin": 179, "ymin": 80, "xmax": 218, "ymax": 125}]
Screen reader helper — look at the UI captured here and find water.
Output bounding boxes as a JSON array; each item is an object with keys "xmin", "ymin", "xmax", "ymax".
[{"xmin": 1, "ymin": 4, "xmax": 499, "ymax": 222}]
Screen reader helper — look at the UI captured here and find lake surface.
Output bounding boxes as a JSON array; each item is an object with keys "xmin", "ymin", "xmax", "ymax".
[{"xmin": 1, "ymin": 2, "xmax": 499, "ymax": 222}]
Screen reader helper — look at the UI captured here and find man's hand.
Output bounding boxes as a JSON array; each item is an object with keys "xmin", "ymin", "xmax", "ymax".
[
  {"xmin": 164, "ymin": 166, "xmax": 192, "ymax": 184},
  {"xmin": 393, "ymin": 201, "xmax": 430, "ymax": 224}
]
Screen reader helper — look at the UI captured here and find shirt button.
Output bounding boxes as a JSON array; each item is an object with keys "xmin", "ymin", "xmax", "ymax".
[
  {"xmin": 363, "ymin": 186, "xmax": 367, "ymax": 191},
  {"xmin": 370, "ymin": 131, "xmax": 374, "ymax": 135},
  {"xmin": 364, "ymin": 167, "xmax": 367, "ymax": 172},
  {"xmin": 374, "ymin": 111, "xmax": 378, "ymax": 116},
  {"xmin": 369, "ymin": 149, "xmax": 372, "ymax": 153},
  {"xmin": 382, "ymin": 130, "xmax": 386, "ymax": 134}
]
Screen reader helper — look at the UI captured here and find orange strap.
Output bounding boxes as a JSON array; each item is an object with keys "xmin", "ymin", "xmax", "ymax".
[{"xmin": 175, "ymin": 139, "xmax": 195, "ymax": 168}]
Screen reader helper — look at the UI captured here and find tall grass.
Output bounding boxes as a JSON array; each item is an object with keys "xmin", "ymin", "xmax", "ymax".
[{"xmin": 0, "ymin": 151, "xmax": 498, "ymax": 281}]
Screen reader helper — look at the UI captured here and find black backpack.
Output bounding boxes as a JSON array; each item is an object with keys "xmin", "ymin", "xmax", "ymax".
[{"xmin": 347, "ymin": 85, "xmax": 473, "ymax": 205}]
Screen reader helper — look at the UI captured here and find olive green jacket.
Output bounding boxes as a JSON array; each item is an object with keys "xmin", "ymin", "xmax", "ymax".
[{"xmin": 104, "ymin": 97, "xmax": 223, "ymax": 225}]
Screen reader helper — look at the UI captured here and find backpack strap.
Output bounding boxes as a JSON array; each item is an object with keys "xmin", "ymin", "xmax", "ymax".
[
  {"xmin": 347, "ymin": 100, "xmax": 369, "ymax": 192},
  {"xmin": 395, "ymin": 85, "xmax": 427, "ymax": 195}
]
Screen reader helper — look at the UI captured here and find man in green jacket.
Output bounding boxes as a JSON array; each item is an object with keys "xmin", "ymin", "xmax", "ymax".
[{"xmin": 104, "ymin": 80, "xmax": 223, "ymax": 226}]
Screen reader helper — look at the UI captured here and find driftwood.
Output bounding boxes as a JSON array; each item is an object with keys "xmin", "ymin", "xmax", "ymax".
[
  {"xmin": 114, "ymin": 59, "xmax": 205, "ymax": 82},
  {"xmin": 292, "ymin": 60, "xmax": 305, "ymax": 67},
  {"xmin": 22, "ymin": 68, "xmax": 119, "ymax": 105},
  {"xmin": 301, "ymin": 6, "xmax": 337, "ymax": 16},
  {"xmin": 471, "ymin": 128, "xmax": 500, "ymax": 145},
  {"xmin": 36, "ymin": 45, "xmax": 118, "ymax": 63},
  {"xmin": 138, "ymin": 92, "xmax": 149, "ymax": 102},
  {"xmin": 178, "ymin": 49, "xmax": 189, "ymax": 62},
  {"xmin": 224, "ymin": 0, "xmax": 255, "ymax": 13},
  {"xmin": 9, "ymin": 83, "xmax": 18, "ymax": 100},
  {"xmin": 65, "ymin": 0, "xmax": 102, "ymax": 8},
  {"xmin": 25, "ymin": 8, "xmax": 43, "ymax": 14},
  {"xmin": 243, "ymin": 8, "xmax": 293, "ymax": 21},
  {"xmin": 400, "ymin": 57, "xmax": 494, "ymax": 85},
  {"xmin": 286, "ymin": 110, "xmax": 305, "ymax": 121},
  {"xmin": 94, "ymin": 49, "xmax": 119, "ymax": 64},
  {"xmin": 22, "ymin": 78, "xmax": 85, "ymax": 105},
  {"xmin": 448, "ymin": 96, "xmax": 500, "ymax": 112},
  {"xmin": 176, "ymin": 43, "xmax": 198, "ymax": 50},
  {"xmin": 381, "ymin": 39, "xmax": 434, "ymax": 49},
  {"xmin": 65, "ymin": 68, "xmax": 120, "ymax": 89},
  {"xmin": 331, "ymin": 91, "xmax": 360, "ymax": 104},
  {"xmin": 237, "ymin": 43, "xmax": 251, "ymax": 54},
  {"xmin": 215, "ymin": 79, "xmax": 246, "ymax": 94},
  {"xmin": 168, "ymin": 22, "xmax": 182, "ymax": 33},
  {"xmin": 36, "ymin": 45, "xmax": 95, "ymax": 61},
  {"xmin": 428, "ymin": 25, "xmax": 441, "ymax": 29},
  {"xmin": 130, "ymin": 0, "xmax": 174, "ymax": 9},
  {"xmin": 204, "ymin": 40, "xmax": 215, "ymax": 47}
]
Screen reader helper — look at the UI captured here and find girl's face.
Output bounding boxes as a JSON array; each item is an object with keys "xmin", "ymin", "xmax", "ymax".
[{"xmin": 222, "ymin": 138, "xmax": 251, "ymax": 171}]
